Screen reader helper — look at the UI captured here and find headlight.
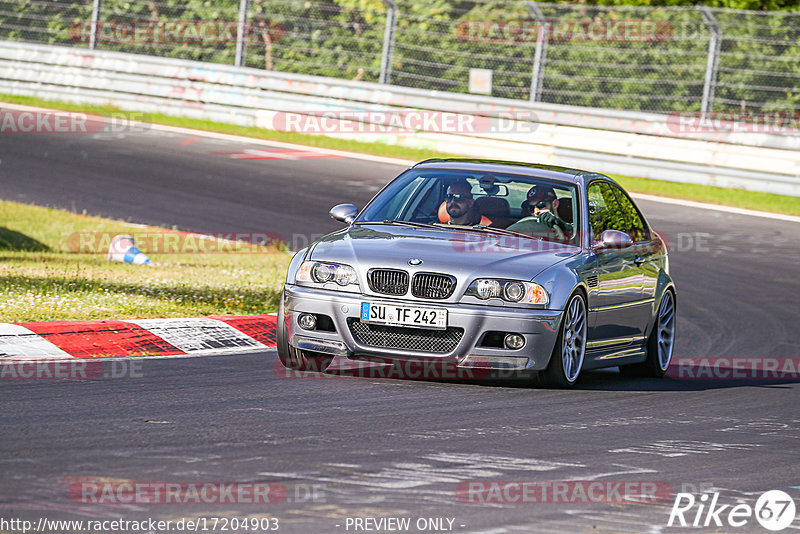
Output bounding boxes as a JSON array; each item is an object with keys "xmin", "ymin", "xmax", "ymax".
[
  {"xmin": 465, "ymin": 279, "xmax": 549, "ymax": 305},
  {"xmin": 296, "ymin": 261, "xmax": 360, "ymax": 289}
]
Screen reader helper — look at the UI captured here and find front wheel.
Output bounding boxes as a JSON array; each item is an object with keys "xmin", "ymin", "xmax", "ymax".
[
  {"xmin": 540, "ymin": 292, "xmax": 587, "ymax": 388},
  {"xmin": 276, "ymin": 297, "xmax": 332, "ymax": 373},
  {"xmin": 279, "ymin": 346, "xmax": 332, "ymax": 373},
  {"xmin": 620, "ymin": 289, "xmax": 676, "ymax": 378}
]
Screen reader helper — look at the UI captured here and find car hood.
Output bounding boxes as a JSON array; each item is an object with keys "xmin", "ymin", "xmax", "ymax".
[{"xmin": 309, "ymin": 224, "xmax": 579, "ymax": 285}]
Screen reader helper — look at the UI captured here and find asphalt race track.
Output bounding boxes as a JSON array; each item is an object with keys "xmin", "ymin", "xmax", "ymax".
[{"xmin": 1, "ymin": 122, "xmax": 799, "ymax": 533}]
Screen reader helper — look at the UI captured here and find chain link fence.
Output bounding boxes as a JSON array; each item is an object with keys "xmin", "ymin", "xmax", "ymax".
[{"xmin": 0, "ymin": 0, "xmax": 797, "ymax": 114}]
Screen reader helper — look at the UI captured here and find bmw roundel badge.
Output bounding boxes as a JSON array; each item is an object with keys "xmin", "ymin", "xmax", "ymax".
[{"xmin": 408, "ymin": 258, "xmax": 423, "ymax": 266}]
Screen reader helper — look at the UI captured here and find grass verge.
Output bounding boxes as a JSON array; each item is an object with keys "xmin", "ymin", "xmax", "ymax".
[
  {"xmin": 2, "ymin": 93, "xmax": 799, "ymax": 217},
  {"xmin": 0, "ymin": 200, "xmax": 290, "ymax": 322}
]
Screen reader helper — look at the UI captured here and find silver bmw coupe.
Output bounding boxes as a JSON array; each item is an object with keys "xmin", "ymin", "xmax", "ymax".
[{"xmin": 277, "ymin": 159, "xmax": 676, "ymax": 387}]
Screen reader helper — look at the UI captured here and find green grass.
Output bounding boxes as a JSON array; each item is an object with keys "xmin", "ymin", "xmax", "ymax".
[
  {"xmin": 3, "ymin": 93, "xmax": 798, "ymax": 217},
  {"xmin": 610, "ymin": 174, "xmax": 800, "ymax": 216},
  {"xmin": 0, "ymin": 200, "xmax": 290, "ymax": 322}
]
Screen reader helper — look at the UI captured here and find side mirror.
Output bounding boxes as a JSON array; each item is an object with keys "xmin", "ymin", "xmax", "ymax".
[
  {"xmin": 329, "ymin": 204, "xmax": 358, "ymax": 224},
  {"xmin": 593, "ymin": 229, "xmax": 633, "ymax": 251}
]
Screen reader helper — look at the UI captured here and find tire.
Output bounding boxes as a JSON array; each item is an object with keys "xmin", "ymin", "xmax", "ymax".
[
  {"xmin": 540, "ymin": 291, "xmax": 588, "ymax": 388},
  {"xmin": 276, "ymin": 296, "xmax": 332, "ymax": 373},
  {"xmin": 279, "ymin": 346, "xmax": 333, "ymax": 373},
  {"xmin": 619, "ymin": 289, "xmax": 676, "ymax": 378}
]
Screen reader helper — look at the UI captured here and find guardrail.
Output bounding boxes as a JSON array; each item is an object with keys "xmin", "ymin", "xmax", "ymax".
[{"xmin": 1, "ymin": 41, "xmax": 798, "ymax": 196}]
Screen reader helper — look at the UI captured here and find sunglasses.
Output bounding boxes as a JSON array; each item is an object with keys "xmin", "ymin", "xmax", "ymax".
[
  {"xmin": 525, "ymin": 199, "xmax": 550, "ymax": 211},
  {"xmin": 445, "ymin": 193, "xmax": 471, "ymax": 201}
]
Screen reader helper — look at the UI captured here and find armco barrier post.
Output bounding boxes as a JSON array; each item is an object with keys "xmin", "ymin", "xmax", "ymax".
[
  {"xmin": 379, "ymin": 0, "xmax": 397, "ymax": 84},
  {"xmin": 235, "ymin": 0, "xmax": 250, "ymax": 67},
  {"xmin": 699, "ymin": 6, "xmax": 721, "ymax": 119},
  {"xmin": 89, "ymin": 0, "xmax": 102, "ymax": 50},
  {"xmin": 526, "ymin": 1, "xmax": 549, "ymax": 103}
]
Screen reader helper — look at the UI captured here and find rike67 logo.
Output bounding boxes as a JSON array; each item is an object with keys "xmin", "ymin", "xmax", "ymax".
[{"xmin": 668, "ymin": 490, "xmax": 796, "ymax": 531}]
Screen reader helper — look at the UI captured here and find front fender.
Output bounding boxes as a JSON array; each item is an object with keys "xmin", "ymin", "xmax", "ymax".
[
  {"xmin": 285, "ymin": 247, "xmax": 310, "ymax": 284},
  {"xmin": 533, "ymin": 253, "xmax": 592, "ymax": 311}
]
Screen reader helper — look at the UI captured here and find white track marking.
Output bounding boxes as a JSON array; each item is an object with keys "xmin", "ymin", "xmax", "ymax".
[
  {"xmin": 0, "ymin": 103, "xmax": 412, "ymax": 167},
  {"xmin": 0, "ymin": 324, "xmax": 72, "ymax": 360},
  {"xmin": 609, "ymin": 440, "xmax": 759, "ymax": 457},
  {"xmin": 126, "ymin": 318, "xmax": 267, "ymax": 354}
]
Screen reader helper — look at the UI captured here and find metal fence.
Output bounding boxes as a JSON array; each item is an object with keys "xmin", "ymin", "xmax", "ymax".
[{"xmin": 0, "ymin": 0, "xmax": 797, "ymax": 114}]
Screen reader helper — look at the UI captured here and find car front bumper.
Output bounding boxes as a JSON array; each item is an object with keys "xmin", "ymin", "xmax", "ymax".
[{"xmin": 280, "ymin": 284, "xmax": 564, "ymax": 372}]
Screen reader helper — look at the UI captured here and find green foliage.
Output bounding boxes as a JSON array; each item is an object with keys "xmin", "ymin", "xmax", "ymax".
[
  {"xmin": 587, "ymin": 0, "xmax": 800, "ymax": 8},
  {"xmin": 0, "ymin": 0, "xmax": 92, "ymax": 46},
  {"xmin": 1, "ymin": 0, "xmax": 797, "ymax": 112}
]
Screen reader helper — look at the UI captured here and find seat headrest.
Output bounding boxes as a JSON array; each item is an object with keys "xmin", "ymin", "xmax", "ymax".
[
  {"xmin": 556, "ymin": 197, "xmax": 573, "ymax": 223},
  {"xmin": 438, "ymin": 201, "xmax": 450, "ymax": 223},
  {"xmin": 475, "ymin": 196, "xmax": 510, "ymax": 217}
]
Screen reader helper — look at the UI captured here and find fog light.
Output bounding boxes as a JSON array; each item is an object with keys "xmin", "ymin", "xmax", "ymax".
[
  {"xmin": 504, "ymin": 333, "xmax": 525, "ymax": 350},
  {"xmin": 298, "ymin": 313, "xmax": 317, "ymax": 330}
]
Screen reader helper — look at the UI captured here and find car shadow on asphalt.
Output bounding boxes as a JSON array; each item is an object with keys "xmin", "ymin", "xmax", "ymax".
[
  {"xmin": 320, "ymin": 365, "xmax": 799, "ymax": 392},
  {"xmin": 574, "ymin": 369, "xmax": 800, "ymax": 392}
]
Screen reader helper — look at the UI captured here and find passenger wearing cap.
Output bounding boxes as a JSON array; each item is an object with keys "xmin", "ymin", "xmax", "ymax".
[
  {"xmin": 438, "ymin": 179, "xmax": 492, "ymax": 226},
  {"xmin": 507, "ymin": 184, "xmax": 572, "ymax": 239}
]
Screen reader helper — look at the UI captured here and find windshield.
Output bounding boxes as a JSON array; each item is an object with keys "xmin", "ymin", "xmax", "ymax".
[{"xmin": 357, "ymin": 168, "xmax": 580, "ymax": 244}]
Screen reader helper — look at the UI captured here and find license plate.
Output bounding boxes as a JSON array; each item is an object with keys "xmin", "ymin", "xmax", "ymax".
[{"xmin": 361, "ymin": 302, "xmax": 447, "ymax": 330}]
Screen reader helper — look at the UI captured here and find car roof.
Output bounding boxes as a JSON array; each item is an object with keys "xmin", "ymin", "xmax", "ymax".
[{"xmin": 411, "ymin": 158, "xmax": 615, "ymax": 188}]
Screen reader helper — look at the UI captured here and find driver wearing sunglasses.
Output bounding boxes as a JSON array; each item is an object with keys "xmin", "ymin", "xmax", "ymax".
[
  {"xmin": 442, "ymin": 179, "xmax": 492, "ymax": 226},
  {"xmin": 521, "ymin": 185, "xmax": 572, "ymax": 233},
  {"xmin": 506, "ymin": 184, "xmax": 573, "ymax": 241}
]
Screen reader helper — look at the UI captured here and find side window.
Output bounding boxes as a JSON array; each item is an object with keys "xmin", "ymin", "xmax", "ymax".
[
  {"xmin": 406, "ymin": 179, "xmax": 443, "ymax": 222},
  {"xmin": 587, "ymin": 182, "xmax": 625, "ymax": 240},
  {"xmin": 610, "ymin": 185, "xmax": 650, "ymax": 242},
  {"xmin": 368, "ymin": 175, "xmax": 426, "ymax": 221}
]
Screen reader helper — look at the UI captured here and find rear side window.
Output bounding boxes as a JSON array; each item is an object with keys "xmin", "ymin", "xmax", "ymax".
[
  {"xmin": 610, "ymin": 184, "xmax": 650, "ymax": 242},
  {"xmin": 587, "ymin": 182, "xmax": 625, "ymax": 240}
]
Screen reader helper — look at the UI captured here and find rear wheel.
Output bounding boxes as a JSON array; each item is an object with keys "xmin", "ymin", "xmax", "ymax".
[
  {"xmin": 620, "ymin": 289, "xmax": 675, "ymax": 378},
  {"xmin": 540, "ymin": 292, "xmax": 587, "ymax": 388}
]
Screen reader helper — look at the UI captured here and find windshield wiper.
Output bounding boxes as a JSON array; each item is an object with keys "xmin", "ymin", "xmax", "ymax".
[
  {"xmin": 472, "ymin": 224, "xmax": 537, "ymax": 239},
  {"xmin": 363, "ymin": 220, "xmax": 542, "ymax": 241},
  {"xmin": 358, "ymin": 220, "xmax": 441, "ymax": 229},
  {"xmin": 434, "ymin": 223, "xmax": 537, "ymax": 240}
]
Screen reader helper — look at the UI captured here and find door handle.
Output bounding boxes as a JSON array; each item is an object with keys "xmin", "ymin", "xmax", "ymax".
[{"xmin": 634, "ymin": 255, "xmax": 646, "ymax": 266}]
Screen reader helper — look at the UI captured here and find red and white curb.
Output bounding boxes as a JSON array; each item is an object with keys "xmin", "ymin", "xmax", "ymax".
[{"xmin": 0, "ymin": 315, "xmax": 277, "ymax": 360}]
